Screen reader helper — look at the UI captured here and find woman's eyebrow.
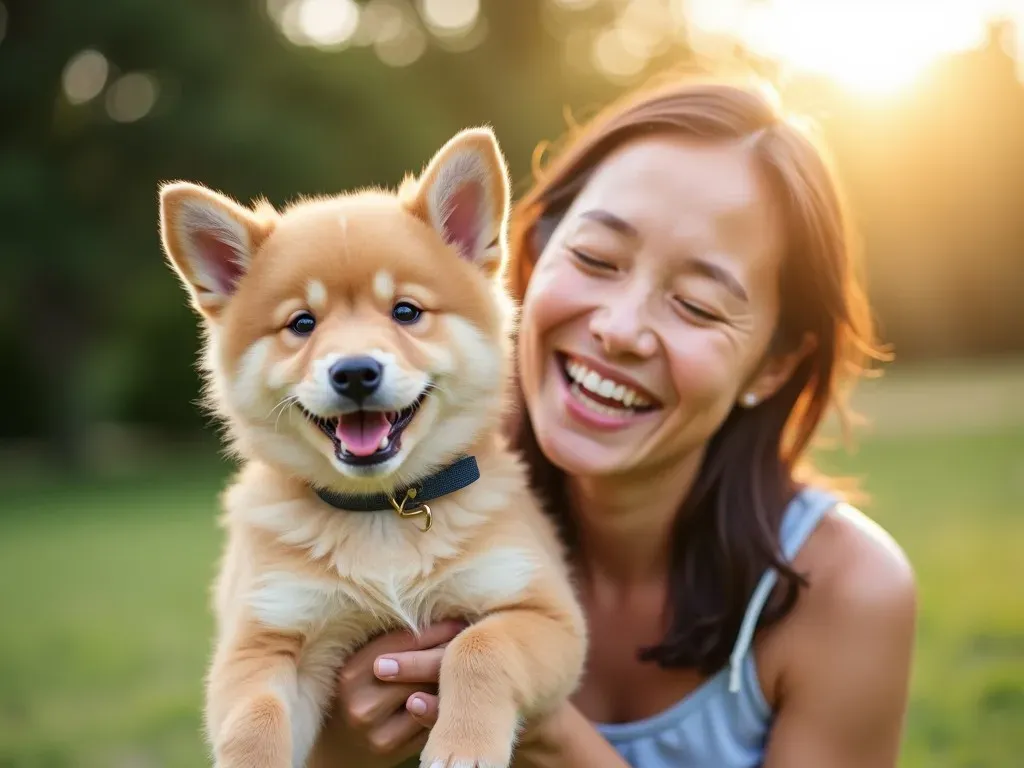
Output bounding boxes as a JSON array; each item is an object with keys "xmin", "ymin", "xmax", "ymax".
[
  {"xmin": 578, "ymin": 209, "xmax": 640, "ymax": 240},
  {"xmin": 684, "ymin": 257, "xmax": 749, "ymax": 303}
]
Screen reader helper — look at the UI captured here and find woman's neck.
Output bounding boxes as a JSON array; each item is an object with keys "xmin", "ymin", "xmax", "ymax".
[{"xmin": 569, "ymin": 449, "xmax": 704, "ymax": 588}]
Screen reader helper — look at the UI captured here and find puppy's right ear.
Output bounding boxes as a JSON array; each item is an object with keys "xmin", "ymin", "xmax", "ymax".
[{"xmin": 159, "ymin": 182, "xmax": 275, "ymax": 319}]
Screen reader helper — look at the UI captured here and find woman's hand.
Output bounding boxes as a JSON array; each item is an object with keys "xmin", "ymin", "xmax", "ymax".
[
  {"xmin": 366, "ymin": 636, "xmax": 450, "ymax": 728},
  {"xmin": 323, "ymin": 622, "xmax": 630, "ymax": 768},
  {"xmin": 314, "ymin": 619, "xmax": 464, "ymax": 767}
]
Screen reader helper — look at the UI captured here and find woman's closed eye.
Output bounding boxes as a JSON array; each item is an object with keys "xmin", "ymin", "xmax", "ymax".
[
  {"xmin": 569, "ymin": 248, "xmax": 617, "ymax": 273},
  {"xmin": 676, "ymin": 298, "xmax": 724, "ymax": 323}
]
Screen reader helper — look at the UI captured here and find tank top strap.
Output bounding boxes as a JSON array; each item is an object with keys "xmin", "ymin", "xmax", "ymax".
[{"xmin": 727, "ymin": 486, "xmax": 840, "ymax": 693}]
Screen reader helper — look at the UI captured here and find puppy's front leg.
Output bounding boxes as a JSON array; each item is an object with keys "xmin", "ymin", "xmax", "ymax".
[
  {"xmin": 420, "ymin": 583, "xmax": 586, "ymax": 768},
  {"xmin": 206, "ymin": 625, "xmax": 307, "ymax": 768}
]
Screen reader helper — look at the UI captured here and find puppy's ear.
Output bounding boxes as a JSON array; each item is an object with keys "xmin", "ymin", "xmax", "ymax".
[
  {"xmin": 406, "ymin": 127, "xmax": 510, "ymax": 276},
  {"xmin": 159, "ymin": 182, "xmax": 276, "ymax": 318}
]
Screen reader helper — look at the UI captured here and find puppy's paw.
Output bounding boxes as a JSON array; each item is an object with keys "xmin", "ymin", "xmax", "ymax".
[
  {"xmin": 214, "ymin": 694, "xmax": 291, "ymax": 768},
  {"xmin": 419, "ymin": 711, "xmax": 516, "ymax": 768},
  {"xmin": 419, "ymin": 750, "xmax": 511, "ymax": 768}
]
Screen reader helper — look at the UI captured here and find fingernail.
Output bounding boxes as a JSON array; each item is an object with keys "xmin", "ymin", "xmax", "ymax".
[
  {"xmin": 408, "ymin": 696, "xmax": 427, "ymax": 715},
  {"xmin": 375, "ymin": 658, "xmax": 399, "ymax": 677}
]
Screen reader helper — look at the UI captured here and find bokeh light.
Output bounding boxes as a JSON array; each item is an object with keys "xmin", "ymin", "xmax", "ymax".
[
  {"xmin": 105, "ymin": 73, "xmax": 159, "ymax": 123},
  {"xmin": 374, "ymin": 9, "xmax": 428, "ymax": 67},
  {"xmin": 433, "ymin": 15, "xmax": 488, "ymax": 53},
  {"xmin": 351, "ymin": 0, "xmax": 406, "ymax": 46},
  {"xmin": 300, "ymin": 0, "xmax": 360, "ymax": 47},
  {"xmin": 551, "ymin": 0, "xmax": 599, "ymax": 10},
  {"xmin": 616, "ymin": 0, "xmax": 672, "ymax": 60},
  {"xmin": 264, "ymin": 0, "xmax": 1024, "ymax": 89},
  {"xmin": 277, "ymin": 0, "xmax": 360, "ymax": 48},
  {"xmin": 265, "ymin": 0, "xmax": 290, "ymax": 24},
  {"xmin": 592, "ymin": 26, "xmax": 647, "ymax": 81},
  {"xmin": 419, "ymin": 0, "xmax": 479, "ymax": 36},
  {"xmin": 61, "ymin": 49, "xmax": 110, "ymax": 105}
]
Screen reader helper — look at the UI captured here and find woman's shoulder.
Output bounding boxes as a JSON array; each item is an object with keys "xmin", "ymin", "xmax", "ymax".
[
  {"xmin": 750, "ymin": 495, "xmax": 918, "ymax": 761},
  {"xmin": 800, "ymin": 497, "xmax": 916, "ymax": 618},
  {"xmin": 762, "ymin": 493, "xmax": 917, "ymax": 711}
]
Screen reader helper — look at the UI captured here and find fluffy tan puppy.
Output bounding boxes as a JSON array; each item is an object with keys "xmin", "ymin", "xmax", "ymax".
[{"xmin": 158, "ymin": 128, "xmax": 587, "ymax": 768}]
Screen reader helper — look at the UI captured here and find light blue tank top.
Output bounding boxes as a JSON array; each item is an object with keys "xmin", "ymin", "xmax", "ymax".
[{"xmin": 593, "ymin": 486, "xmax": 839, "ymax": 768}]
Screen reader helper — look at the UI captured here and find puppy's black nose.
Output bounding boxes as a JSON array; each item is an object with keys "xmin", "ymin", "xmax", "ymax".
[{"xmin": 329, "ymin": 356, "xmax": 383, "ymax": 402}]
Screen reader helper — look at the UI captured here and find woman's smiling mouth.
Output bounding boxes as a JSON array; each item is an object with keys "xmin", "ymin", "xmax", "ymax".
[{"xmin": 555, "ymin": 352, "xmax": 662, "ymax": 430}]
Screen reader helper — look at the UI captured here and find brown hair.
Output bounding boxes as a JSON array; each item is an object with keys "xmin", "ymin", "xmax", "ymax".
[{"xmin": 505, "ymin": 78, "xmax": 888, "ymax": 674}]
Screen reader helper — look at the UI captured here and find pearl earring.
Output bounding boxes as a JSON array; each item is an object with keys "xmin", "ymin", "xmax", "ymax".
[{"xmin": 741, "ymin": 392, "xmax": 758, "ymax": 408}]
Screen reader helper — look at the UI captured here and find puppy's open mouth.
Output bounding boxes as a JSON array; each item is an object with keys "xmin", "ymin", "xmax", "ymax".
[{"xmin": 299, "ymin": 390, "xmax": 429, "ymax": 466}]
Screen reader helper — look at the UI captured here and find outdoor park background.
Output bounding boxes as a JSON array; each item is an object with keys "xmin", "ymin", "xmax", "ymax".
[{"xmin": 1, "ymin": 1, "xmax": 1022, "ymax": 766}]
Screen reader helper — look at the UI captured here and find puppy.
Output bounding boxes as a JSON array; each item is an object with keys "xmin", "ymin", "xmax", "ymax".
[{"xmin": 158, "ymin": 127, "xmax": 587, "ymax": 768}]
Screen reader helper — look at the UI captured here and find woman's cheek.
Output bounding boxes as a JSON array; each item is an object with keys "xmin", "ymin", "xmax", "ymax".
[
  {"xmin": 521, "ymin": 268, "xmax": 591, "ymax": 367},
  {"xmin": 665, "ymin": 334, "xmax": 738, "ymax": 411},
  {"xmin": 525, "ymin": 261, "xmax": 590, "ymax": 327}
]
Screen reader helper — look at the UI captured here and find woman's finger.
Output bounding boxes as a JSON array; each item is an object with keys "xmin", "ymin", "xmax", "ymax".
[
  {"xmin": 341, "ymin": 620, "xmax": 465, "ymax": 692},
  {"xmin": 405, "ymin": 692, "xmax": 439, "ymax": 727},
  {"xmin": 365, "ymin": 709, "xmax": 430, "ymax": 758},
  {"xmin": 374, "ymin": 645, "xmax": 447, "ymax": 684},
  {"xmin": 341, "ymin": 683, "xmax": 423, "ymax": 731}
]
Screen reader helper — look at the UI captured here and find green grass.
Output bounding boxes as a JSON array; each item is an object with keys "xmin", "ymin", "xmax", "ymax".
[
  {"xmin": 1, "ymin": 399, "xmax": 1022, "ymax": 765},
  {"xmin": 816, "ymin": 428, "xmax": 1024, "ymax": 768},
  {"xmin": 0, "ymin": 463, "xmax": 228, "ymax": 768}
]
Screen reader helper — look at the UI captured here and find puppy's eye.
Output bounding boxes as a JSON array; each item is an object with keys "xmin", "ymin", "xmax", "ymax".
[
  {"xmin": 288, "ymin": 312, "xmax": 317, "ymax": 336},
  {"xmin": 392, "ymin": 301, "xmax": 422, "ymax": 325}
]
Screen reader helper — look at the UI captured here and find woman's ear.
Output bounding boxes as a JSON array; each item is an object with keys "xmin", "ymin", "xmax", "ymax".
[{"xmin": 738, "ymin": 332, "xmax": 817, "ymax": 408}]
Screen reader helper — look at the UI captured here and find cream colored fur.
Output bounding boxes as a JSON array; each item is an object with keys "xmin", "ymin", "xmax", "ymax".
[{"xmin": 158, "ymin": 127, "xmax": 587, "ymax": 768}]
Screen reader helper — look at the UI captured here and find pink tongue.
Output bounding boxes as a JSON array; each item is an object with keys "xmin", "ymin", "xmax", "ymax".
[{"xmin": 335, "ymin": 411, "xmax": 391, "ymax": 457}]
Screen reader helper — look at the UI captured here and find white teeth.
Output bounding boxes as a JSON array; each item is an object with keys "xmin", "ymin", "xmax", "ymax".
[
  {"xmin": 562, "ymin": 356, "xmax": 653, "ymax": 409},
  {"xmin": 378, "ymin": 434, "xmax": 389, "ymax": 451},
  {"xmin": 570, "ymin": 383, "xmax": 631, "ymax": 417},
  {"xmin": 339, "ymin": 440, "xmax": 349, "ymax": 453}
]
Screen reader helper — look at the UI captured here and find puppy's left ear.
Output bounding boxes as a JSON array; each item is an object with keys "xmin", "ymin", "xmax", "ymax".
[{"xmin": 406, "ymin": 126, "xmax": 510, "ymax": 277}]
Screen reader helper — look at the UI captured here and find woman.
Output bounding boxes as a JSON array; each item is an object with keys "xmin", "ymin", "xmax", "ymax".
[{"xmin": 319, "ymin": 79, "xmax": 917, "ymax": 767}]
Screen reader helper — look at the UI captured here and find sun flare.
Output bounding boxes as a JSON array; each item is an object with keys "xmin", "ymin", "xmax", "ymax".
[{"xmin": 686, "ymin": 0, "xmax": 1018, "ymax": 96}]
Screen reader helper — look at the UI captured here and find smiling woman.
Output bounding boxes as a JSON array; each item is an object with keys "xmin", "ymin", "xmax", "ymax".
[
  {"xmin": 497, "ymin": 77, "xmax": 916, "ymax": 768},
  {"xmin": 327, "ymin": 77, "xmax": 917, "ymax": 768}
]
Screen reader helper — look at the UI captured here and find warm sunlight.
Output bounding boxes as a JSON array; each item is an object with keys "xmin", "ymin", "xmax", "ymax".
[{"xmin": 685, "ymin": 0, "xmax": 1021, "ymax": 95}]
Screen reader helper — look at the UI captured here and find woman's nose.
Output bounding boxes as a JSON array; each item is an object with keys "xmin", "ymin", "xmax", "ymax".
[{"xmin": 588, "ymin": 288, "xmax": 658, "ymax": 359}]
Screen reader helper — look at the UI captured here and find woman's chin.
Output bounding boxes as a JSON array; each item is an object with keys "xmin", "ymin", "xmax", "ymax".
[{"xmin": 534, "ymin": 425, "xmax": 637, "ymax": 479}]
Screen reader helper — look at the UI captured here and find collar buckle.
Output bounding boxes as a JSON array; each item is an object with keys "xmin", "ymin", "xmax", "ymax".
[{"xmin": 386, "ymin": 487, "xmax": 432, "ymax": 532}]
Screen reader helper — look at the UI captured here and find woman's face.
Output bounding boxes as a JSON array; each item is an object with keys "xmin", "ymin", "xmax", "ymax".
[{"xmin": 518, "ymin": 134, "xmax": 799, "ymax": 479}]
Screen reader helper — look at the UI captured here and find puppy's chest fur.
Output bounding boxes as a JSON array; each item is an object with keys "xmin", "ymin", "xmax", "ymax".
[
  {"xmin": 219, "ymin": 462, "xmax": 549, "ymax": 703},
  {"xmin": 247, "ymin": 543, "xmax": 538, "ymax": 640},
  {"xmin": 240, "ymin": 536, "xmax": 539, "ymax": 712}
]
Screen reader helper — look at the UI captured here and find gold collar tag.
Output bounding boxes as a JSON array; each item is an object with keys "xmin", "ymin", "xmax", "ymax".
[{"xmin": 386, "ymin": 487, "xmax": 432, "ymax": 532}]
